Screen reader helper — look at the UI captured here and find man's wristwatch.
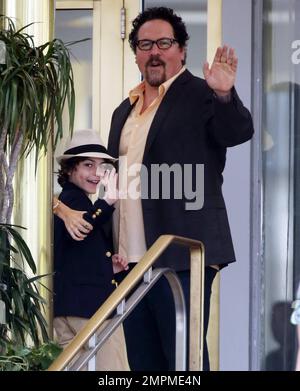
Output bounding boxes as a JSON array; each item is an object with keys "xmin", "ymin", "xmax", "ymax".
[{"xmin": 213, "ymin": 91, "xmax": 232, "ymax": 103}]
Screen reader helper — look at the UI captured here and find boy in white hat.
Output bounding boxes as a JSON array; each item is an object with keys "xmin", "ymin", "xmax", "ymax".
[{"xmin": 53, "ymin": 129, "xmax": 130, "ymax": 371}]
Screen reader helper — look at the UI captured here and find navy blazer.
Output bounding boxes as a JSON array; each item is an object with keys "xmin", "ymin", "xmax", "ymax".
[
  {"xmin": 54, "ymin": 182, "xmax": 115, "ymax": 318},
  {"xmin": 108, "ymin": 70, "xmax": 254, "ymax": 270}
]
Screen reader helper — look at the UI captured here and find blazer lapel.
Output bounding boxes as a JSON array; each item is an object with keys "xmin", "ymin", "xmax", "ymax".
[
  {"xmin": 108, "ymin": 99, "xmax": 133, "ymax": 156},
  {"xmin": 108, "ymin": 70, "xmax": 193, "ymax": 159},
  {"xmin": 143, "ymin": 69, "xmax": 193, "ymax": 159}
]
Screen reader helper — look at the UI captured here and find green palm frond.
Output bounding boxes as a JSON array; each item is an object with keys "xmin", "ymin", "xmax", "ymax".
[
  {"xmin": 0, "ymin": 15, "xmax": 76, "ymax": 165},
  {"xmin": 0, "ymin": 223, "xmax": 35, "ymax": 273},
  {"xmin": 0, "ymin": 224, "xmax": 50, "ymax": 348}
]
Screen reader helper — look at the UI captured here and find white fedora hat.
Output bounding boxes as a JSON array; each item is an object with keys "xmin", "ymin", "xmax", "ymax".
[{"xmin": 56, "ymin": 129, "xmax": 117, "ymax": 164}]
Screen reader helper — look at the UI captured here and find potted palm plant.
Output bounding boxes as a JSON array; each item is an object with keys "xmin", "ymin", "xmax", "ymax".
[{"xmin": 0, "ymin": 15, "xmax": 75, "ymax": 358}]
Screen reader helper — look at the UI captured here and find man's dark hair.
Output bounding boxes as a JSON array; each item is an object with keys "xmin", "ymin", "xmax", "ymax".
[{"xmin": 129, "ymin": 7, "xmax": 189, "ymax": 53}]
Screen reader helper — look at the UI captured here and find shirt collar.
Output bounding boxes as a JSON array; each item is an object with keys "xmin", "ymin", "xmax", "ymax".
[{"xmin": 129, "ymin": 66, "xmax": 186, "ymax": 105}]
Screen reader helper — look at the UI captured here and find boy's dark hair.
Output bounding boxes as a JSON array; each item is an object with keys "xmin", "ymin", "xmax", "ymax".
[
  {"xmin": 57, "ymin": 157, "xmax": 87, "ymax": 187},
  {"xmin": 129, "ymin": 7, "xmax": 189, "ymax": 53}
]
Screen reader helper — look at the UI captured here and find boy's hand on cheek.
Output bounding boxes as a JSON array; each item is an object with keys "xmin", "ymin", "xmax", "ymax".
[{"xmin": 99, "ymin": 168, "xmax": 118, "ymax": 205}]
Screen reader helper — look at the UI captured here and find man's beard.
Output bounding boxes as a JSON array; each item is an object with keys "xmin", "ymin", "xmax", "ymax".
[{"xmin": 145, "ymin": 55, "xmax": 166, "ymax": 87}]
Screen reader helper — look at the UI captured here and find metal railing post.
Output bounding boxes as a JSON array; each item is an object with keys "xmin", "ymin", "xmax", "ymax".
[{"xmin": 189, "ymin": 245, "xmax": 205, "ymax": 371}]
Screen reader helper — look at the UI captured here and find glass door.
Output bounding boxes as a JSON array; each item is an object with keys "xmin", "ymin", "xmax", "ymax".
[{"xmin": 252, "ymin": 0, "xmax": 300, "ymax": 370}]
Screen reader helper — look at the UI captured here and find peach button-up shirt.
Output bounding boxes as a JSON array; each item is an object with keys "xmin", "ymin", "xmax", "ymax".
[{"xmin": 113, "ymin": 67, "xmax": 186, "ymax": 262}]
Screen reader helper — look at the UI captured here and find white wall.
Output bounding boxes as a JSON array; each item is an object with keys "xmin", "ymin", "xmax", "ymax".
[{"xmin": 220, "ymin": 0, "xmax": 253, "ymax": 371}]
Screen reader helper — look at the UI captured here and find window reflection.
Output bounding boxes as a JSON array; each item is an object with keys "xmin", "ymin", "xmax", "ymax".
[
  {"xmin": 54, "ymin": 9, "xmax": 93, "ymax": 194},
  {"xmin": 262, "ymin": 0, "xmax": 300, "ymax": 370}
]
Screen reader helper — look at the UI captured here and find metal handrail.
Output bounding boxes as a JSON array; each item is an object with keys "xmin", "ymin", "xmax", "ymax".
[
  {"xmin": 48, "ymin": 234, "xmax": 205, "ymax": 371},
  {"xmin": 68, "ymin": 268, "xmax": 186, "ymax": 371}
]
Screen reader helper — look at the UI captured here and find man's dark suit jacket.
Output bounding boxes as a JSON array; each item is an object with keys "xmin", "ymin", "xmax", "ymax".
[
  {"xmin": 108, "ymin": 70, "xmax": 254, "ymax": 271},
  {"xmin": 54, "ymin": 182, "xmax": 115, "ymax": 318}
]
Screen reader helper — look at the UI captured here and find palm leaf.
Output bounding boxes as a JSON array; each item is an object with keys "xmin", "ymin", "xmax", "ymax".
[
  {"xmin": 0, "ymin": 224, "xmax": 50, "ymax": 346},
  {"xmin": 0, "ymin": 224, "xmax": 36, "ymax": 274},
  {"xmin": 0, "ymin": 16, "xmax": 76, "ymax": 172}
]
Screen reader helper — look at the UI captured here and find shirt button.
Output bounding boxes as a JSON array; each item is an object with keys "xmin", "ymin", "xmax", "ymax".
[{"xmin": 106, "ymin": 251, "xmax": 112, "ymax": 257}]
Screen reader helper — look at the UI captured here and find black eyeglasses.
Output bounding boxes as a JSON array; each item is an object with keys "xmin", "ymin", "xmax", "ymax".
[{"xmin": 136, "ymin": 38, "xmax": 178, "ymax": 51}]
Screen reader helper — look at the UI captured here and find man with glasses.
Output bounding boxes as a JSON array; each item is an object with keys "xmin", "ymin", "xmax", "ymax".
[
  {"xmin": 57, "ymin": 6, "xmax": 254, "ymax": 371},
  {"xmin": 106, "ymin": 7, "xmax": 254, "ymax": 371}
]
